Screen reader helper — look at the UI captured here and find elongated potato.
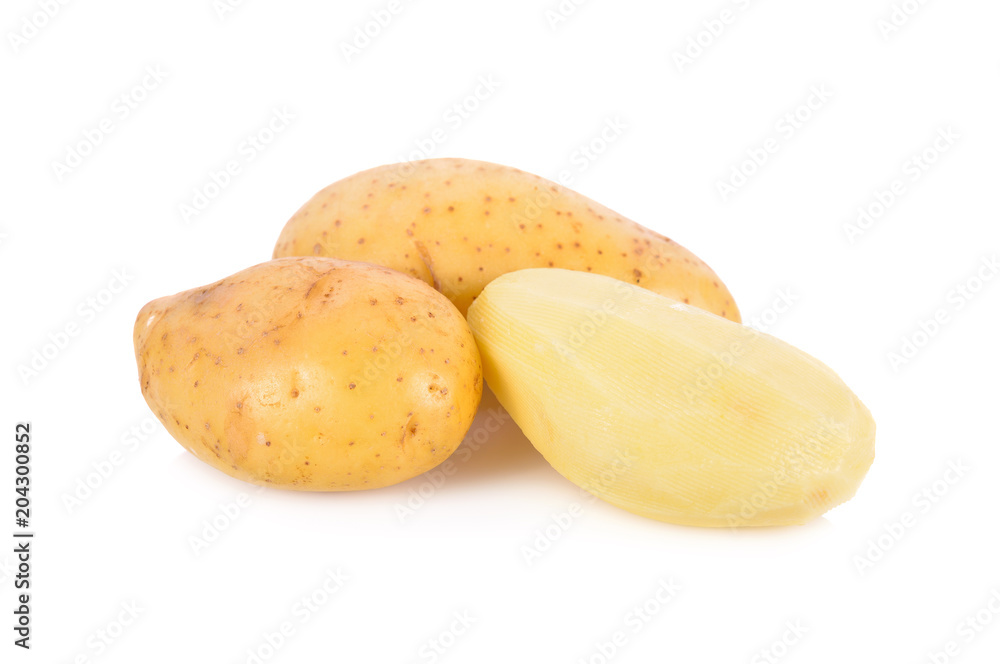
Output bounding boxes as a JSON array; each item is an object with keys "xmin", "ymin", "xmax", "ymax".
[
  {"xmin": 273, "ymin": 158, "xmax": 739, "ymax": 320},
  {"xmin": 134, "ymin": 257, "xmax": 482, "ymax": 490},
  {"xmin": 467, "ymin": 268, "xmax": 875, "ymax": 527}
]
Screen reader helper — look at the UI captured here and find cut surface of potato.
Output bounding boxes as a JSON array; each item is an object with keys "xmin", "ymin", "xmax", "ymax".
[{"xmin": 467, "ymin": 268, "xmax": 875, "ymax": 527}]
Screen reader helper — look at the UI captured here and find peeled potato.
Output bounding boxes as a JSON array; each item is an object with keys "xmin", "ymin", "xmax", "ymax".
[
  {"xmin": 273, "ymin": 158, "xmax": 739, "ymax": 320},
  {"xmin": 467, "ymin": 268, "xmax": 875, "ymax": 527},
  {"xmin": 133, "ymin": 257, "xmax": 482, "ymax": 490}
]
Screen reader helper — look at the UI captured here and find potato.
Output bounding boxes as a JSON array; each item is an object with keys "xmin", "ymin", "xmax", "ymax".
[
  {"xmin": 133, "ymin": 257, "xmax": 483, "ymax": 490},
  {"xmin": 467, "ymin": 268, "xmax": 875, "ymax": 527},
  {"xmin": 273, "ymin": 158, "xmax": 740, "ymax": 320}
]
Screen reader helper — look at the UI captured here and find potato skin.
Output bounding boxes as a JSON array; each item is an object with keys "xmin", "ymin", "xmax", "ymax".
[
  {"xmin": 273, "ymin": 158, "xmax": 740, "ymax": 321},
  {"xmin": 133, "ymin": 257, "xmax": 482, "ymax": 490}
]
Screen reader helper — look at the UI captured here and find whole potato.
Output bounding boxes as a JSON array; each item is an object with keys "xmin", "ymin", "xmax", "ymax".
[
  {"xmin": 133, "ymin": 257, "xmax": 483, "ymax": 490},
  {"xmin": 273, "ymin": 158, "xmax": 740, "ymax": 320}
]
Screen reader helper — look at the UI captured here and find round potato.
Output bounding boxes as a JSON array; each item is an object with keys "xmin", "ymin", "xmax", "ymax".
[
  {"xmin": 273, "ymin": 158, "xmax": 740, "ymax": 321},
  {"xmin": 133, "ymin": 257, "xmax": 483, "ymax": 490}
]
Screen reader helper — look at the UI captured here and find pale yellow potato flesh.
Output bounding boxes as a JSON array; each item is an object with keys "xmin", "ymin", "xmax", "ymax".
[
  {"xmin": 467, "ymin": 268, "xmax": 875, "ymax": 527},
  {"xmin": 134, "ymin": 257, "xmax": 482, "ymax": 490},
  {"xmin": 273, "ymin": 158, "xmax": 740, "ymax": 321}
]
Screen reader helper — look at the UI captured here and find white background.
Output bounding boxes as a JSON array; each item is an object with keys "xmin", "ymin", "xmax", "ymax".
[{"xmin": 3, "ymin": 1, "xmax": 999, "ymax": 662}]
